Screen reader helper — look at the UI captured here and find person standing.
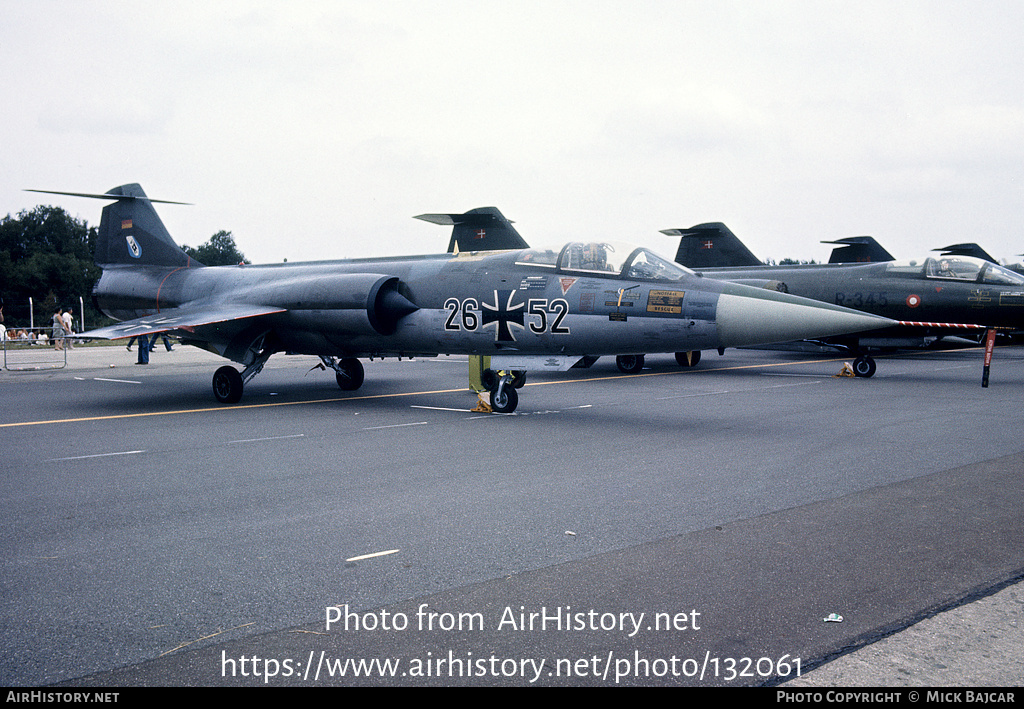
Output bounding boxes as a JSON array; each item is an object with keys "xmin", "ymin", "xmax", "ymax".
[
  {"xmin": 61, "ymin": 309, "xmax": 75, "ymax": 349},
  {"xmin": 51, "ymin": 308, "xmax": 66, "ymax": 350},
  {"xmin": 135, "ymin": 333, "xmax": 153, "ymax": 365}
]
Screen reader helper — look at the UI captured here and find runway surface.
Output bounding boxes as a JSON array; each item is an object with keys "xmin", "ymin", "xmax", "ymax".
[{"xmin": 1, "ymin": 342, "xmax": 1022, "ymax": 686}]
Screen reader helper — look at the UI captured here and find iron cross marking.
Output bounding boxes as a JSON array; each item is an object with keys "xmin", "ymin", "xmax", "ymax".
[{"xmin": 482, "ymin": 289, "xmax": 525, "ymax": 342}]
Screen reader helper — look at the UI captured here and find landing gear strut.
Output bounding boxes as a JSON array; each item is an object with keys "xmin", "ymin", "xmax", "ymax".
[
  {"xmin": 211, "ymin": 345, "xmax": 273, "ymax": 404},
  {"xmin": 482, "ymin": 368, "xmax": 524, "ymax": 413}
]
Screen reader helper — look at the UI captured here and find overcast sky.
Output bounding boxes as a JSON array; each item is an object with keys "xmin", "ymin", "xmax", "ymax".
[{"xmin": 4, "ymin": 1, "xmax": 1023, "ymax": 265}]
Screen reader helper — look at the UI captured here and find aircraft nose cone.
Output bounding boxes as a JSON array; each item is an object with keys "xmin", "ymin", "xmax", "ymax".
[{"xmin": 716, "ymin": 286, "xmax": 893, "ymax": 347}]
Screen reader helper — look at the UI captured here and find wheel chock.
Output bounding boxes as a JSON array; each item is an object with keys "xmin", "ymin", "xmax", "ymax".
[
  {"xmin": 835, "ymin": 362, "xmax": 855, "ymax": 377},
  {"xmin": 471, "ymin": 394, "xmax": 493, "ymax": 413}
]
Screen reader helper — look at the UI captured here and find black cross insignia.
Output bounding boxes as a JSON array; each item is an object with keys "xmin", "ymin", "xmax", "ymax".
[{"xmin": 481, "ymin": 289, "xmax": 525, "ymax": 342}]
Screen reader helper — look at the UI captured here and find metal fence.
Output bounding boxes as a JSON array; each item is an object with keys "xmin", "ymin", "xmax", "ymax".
[{"xmin": 2, "ymin": 328, "xmax": 68, "ymax": 370}]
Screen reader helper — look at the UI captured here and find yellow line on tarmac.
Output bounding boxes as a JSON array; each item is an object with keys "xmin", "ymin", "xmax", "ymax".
[
  {"xmin": 0, "ymin": 353, "xmax": 893, "ymax": 429},
  {"xmin": 532, "ymin": 355, "xmax": 856, "ymax": 387},
  {"xmin": 0, "ymin": 386, "xmax": 470, "ymax": 429}
]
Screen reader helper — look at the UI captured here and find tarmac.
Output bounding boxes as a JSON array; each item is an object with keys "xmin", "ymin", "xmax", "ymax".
[{"xmin": 2, "ymin": 340, "xmax": 1021, "ymax": 687}]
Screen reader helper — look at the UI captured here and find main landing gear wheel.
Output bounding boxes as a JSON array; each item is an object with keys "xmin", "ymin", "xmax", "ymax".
[
  {"xmin": 335, "ymin": 357, "xmax": 365, "ymax": 390},
  {"xmin": 853, "ymin": 355, "xmax": 876, "ymax": 378},
  {"xmin": 616, "ymin": 354, "xmax": 645, "ymax": 374},
  {"xmin": 213, "ymin": 366, "xmax": 244, "ymax": 404},
  {"xmin": 675, "ymin": 350, "xmax": 701, "ymax": 367}
]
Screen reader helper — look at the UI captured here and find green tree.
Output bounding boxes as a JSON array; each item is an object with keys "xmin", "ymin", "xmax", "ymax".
[
  {"xmin": 181, "ymin": 230, "xmax": 247, "ymax": 266},
  {"xmin": 0, "ymin": 206, "xmax": 103, "ymax": 328}
]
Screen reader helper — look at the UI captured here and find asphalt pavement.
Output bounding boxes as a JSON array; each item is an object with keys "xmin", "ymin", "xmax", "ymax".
[{"xmin": 1, "ymin": 340, "xmax": 1021, "ymax": 687}]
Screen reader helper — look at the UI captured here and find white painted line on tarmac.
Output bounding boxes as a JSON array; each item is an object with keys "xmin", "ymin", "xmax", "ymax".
[
  {"xmin": 229, "ymin": 434, "xmax": 306, "ymax": 444},
  {"xmin": 93, "ymin": 377, "xmax": 142, "ymax": 384},
  {"xmin": 361, "ymin": 421, "xmax": 429, "ymax": 431},
  {"xmin": 759, "ymin": 373, "xmax": 828, "ymax": 378},
  {"xmin": 346, "ymin": 549, "xmax": 400, "ymax": 562},
  {"xmin": 656, "ymin": 380, "xmax": 821, "ymax": 400},
  {"xmin": 48, "ymin": 450, "xmax": 147, "ymax": 462}
]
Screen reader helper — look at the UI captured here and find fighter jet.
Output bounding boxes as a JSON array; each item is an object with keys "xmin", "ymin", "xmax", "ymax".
[
  {"xmin": 664, "ymin": 222, "xmax": 1024, "ymax": 376},
  {"xmin": 30, "ymin": 184, "xmax": 894, "ymax": 412}
]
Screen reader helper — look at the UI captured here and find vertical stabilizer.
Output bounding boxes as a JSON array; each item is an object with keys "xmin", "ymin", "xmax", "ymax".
[
  {"xmin": 823, "ymin": 236, "xmax": 894, "ymax": 263},
  {"xmin": 415, "ymin": 207, "xmax": 529, "ymax": 253},
  {"xmin": 94, "ymin": 184, "xmax": 197, "ymax": 268},
  {"xmin": 661, "ymin": 223, "xmax": 763, "ymax": 268},
  {"xmin": 27, "ymin": 184, "xmax": 198, "ymax": 268},
  {"xmin": 934, "ymin": 243, "xmax": 997, "ymax": 264}
]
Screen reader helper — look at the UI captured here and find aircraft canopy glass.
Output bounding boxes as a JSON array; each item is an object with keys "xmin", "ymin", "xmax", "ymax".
[
  {"xmin": 515, "ymin": 241, "xmax": 696, "ymax": 281},
  {"xmin": 884, "ymin": 256, "xmax": 1024, "ymax": 285}
]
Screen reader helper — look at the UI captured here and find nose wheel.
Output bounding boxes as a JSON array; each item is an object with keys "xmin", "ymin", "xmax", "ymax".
[
  {"xmin": 853, "ymin": 355, "xmax": 876, "ymax": 378},
  {"xmin": 482, "ymin": 368, "xmax": 524, "ymax": 413}
]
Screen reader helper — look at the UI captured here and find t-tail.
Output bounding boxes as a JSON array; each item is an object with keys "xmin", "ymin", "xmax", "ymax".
[
  {"xmin": 26, "ymin": 184, "xmax": 198, "ymax": 269},
  {"xmin": 414, "ymin": 207, "xmax": 529, "ymax": 253},
  {"xmin": 661, "ymin": 222, "xmax": 763, "ymax": 268},
  {"xmin": 823, "ymin": 236, "xmax": 894, "ymax": 264},
  {"xmin": 934, "ymin": 242, "xmax": 997, "ymax": 264}
]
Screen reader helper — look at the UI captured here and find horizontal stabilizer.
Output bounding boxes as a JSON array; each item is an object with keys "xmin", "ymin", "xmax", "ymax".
[{"xmin": 25, "ymin": 188, "xmax": 191, "ymax": 205}]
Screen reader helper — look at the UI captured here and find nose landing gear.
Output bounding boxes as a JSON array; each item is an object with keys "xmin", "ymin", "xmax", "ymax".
[{"xmin": 481, "ymin": 368, "xmax": 526, "ymax": 413}]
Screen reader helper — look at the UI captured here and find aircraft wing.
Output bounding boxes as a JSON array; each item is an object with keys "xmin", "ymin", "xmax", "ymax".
[{"xmin": 75, "ymin": 304, "xmax": 287, "ymax": 340}]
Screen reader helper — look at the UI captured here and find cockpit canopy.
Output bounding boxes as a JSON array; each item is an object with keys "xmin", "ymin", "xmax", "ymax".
[
  {"xmin": 515, "ymin": 241, "xmax": 696, "ymax": 281},
  {"xmin": 884, "ymin": 256, "xmax": 1024, "ymax": 285}
]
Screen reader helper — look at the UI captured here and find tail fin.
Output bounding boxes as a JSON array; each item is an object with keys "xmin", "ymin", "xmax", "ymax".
[
  {"xmin": 660, "ymin": 222, "xmax": 762, "ymax": 268},
  {"xmin": 823, "ymin": 236, "xmax": 894, "ymax": 263},
  {"xmin": 27, "ymin": 184, "xmax": 198, "ymax": 268},
  {"xmin": 414, "ymin": 207, "xmax": 529, "ymax": 253},
  {"xmin": 934, "ymin": 243, "xmax": 997, "ymax": 264}
]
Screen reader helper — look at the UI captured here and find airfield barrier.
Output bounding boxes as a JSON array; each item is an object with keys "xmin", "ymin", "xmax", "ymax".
[{"xmin": 2, "ymin": 328, "xmax": 68, "ymax": 370}]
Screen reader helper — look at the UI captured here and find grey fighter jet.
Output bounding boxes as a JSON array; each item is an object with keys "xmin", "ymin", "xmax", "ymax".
[
  {"xmin": 664, "ymin": 222, "xmax": 1024, "ymax": 376},
  {"xmin": 30, "ymin": 184, "xmax": 894, "ymax": 412}
]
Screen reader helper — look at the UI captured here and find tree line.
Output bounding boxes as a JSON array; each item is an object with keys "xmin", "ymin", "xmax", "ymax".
[{"xmin": 0, "ymin": 205, "xmax": 245, "ymax": 330}]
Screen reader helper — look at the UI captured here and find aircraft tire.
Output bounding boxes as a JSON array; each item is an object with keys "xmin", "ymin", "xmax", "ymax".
[
  {"xmin": 213, "ymin": 366, "xmax": 244, "ymax": 404},
  {"xmin": 336, "ymin": 358, "xmax": 365, "ymax": 390},
  {"xmin": 675, "ymin": 351, "xmax": 702, "ymax": 367},
  {"xmin": 853, "ymin": 355, "xmax": 877, "ymax": 378},
  {"xmin": 489, "ymin": 385, "xmax": 518, "ymax": 414},
  {"xmin": 616, "ymin": 354, "xmax": 645, "ymax": 374},
  {"xmin": 511, "ymin": 370, "xmax": 527, "ymax": 388}
]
